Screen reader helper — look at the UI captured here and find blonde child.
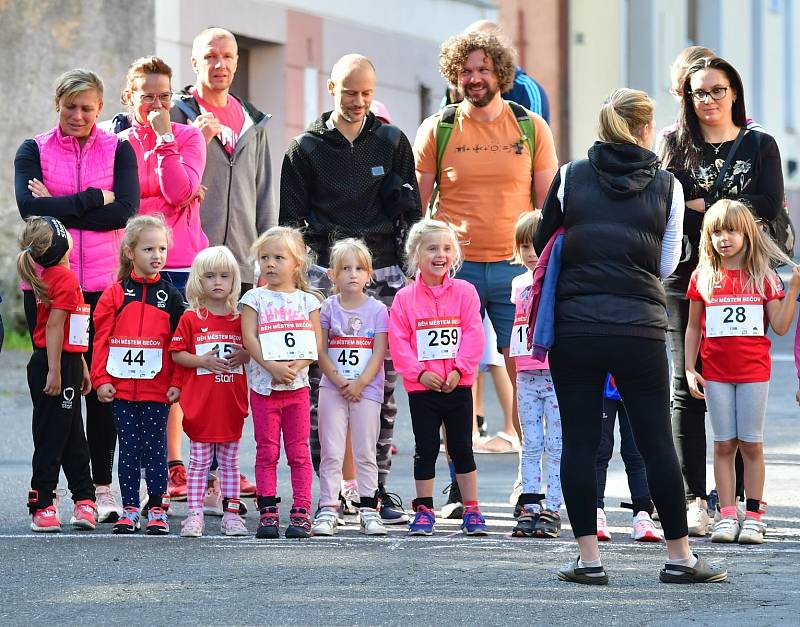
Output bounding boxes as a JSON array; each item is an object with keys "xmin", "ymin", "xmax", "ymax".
[
  {"xmin": 170, "ymin": 246, "xmax": 250, "ymax": 537},
  {"xmin": 686, "ymin": 200, "xmax": 800, "ymax": 544},
  {"xmin": 91, "ymin": 214, "xmax": 185, "ymax": 535},
  {"xmin": 18, "ymin": 216, "xmax": 96, "ymax": 532},
  {"xmin": 240, "ymin": 226, "xmax": 322, "ymax": 539},
  {"xmin": 508, "ymin": 211, "xmax": 563, "ymax": 538},
  {"xmin": 389, "ymin": 219, "xmax": 485, "ymax": 536},
  {"xmin": 312, "ymin": 239, "xmax": 389, "ymax": 536}
]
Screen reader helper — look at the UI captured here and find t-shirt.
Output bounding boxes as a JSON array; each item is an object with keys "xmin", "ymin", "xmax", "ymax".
[
  {"xmin": 413, "ymin": 104, "xmax": 557, "ymax": 262},
  {"xmin": 192, "ymin": 88, "xmax": 246, "ymax": 155},
  {"xmin": 32, "ymin": 265, "xmax": 89, "ymax": 353},
  {"xmin": 510, "ymin": 271, "xmax": 548, "ymax": 371},
  {"xmin": 239, "ymin": 287, "xmax": 321, "ymax": 395},
  {"xmin": 686, "ymin": 268, "xmax": 783, "ymax": 382},
  {"xmin": 170, "ymin": 309, "xmax": 249, "ymax": 442},
  {"xmin": 319, "ymin": 294, "xmax": 389, "ymax": 404}
]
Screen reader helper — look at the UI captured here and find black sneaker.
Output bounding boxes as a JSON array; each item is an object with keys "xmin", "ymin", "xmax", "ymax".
[
  {"xmin": 285, "ymin": 508, "xmax": 311, "ymax": 538},
  {"xmin": 377, "ymin": 484, "xmax": 409, "ymax": 524},
  {"xmin": 256, "ymin": 506, "xmax": 280, "ymax": 539},
  {"xmin": 441, "ymin": 482, "xmax": 464, "ymax": 519},
  {"xmin": 533, "ymin": 509, "xmax": 561, "ymax": 538},
  {"xmin": 512, "ymin": 511, "xmax": 539, "ymax": 537}
]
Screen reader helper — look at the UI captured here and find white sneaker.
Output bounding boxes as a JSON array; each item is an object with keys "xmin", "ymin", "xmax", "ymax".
[
  {"xmin": 311, "ymin": 508, "xmax": 339, "ymax": 536},
  {"xmin": 631, "ymin": 511, "xmax": 663, "ymax": 542},
  {"xmin": 508, "ymin": 477, "xmax": 523, "ymax": 506},
  {"xmin": 359, "ymin": 508, "xmax": 387, "ymax": 536},
  {"xmin": 711, "ymin": 517, "xmax": 740, "ymax": 543},
  {"xmin": 596, "ymin": 508, "xmax": 611, "ymax": 541},
  {"xmin": 220, "ymin": 513, "xmax": 249, "ymax": 536},
  {"xmin": 203, "ymin": 476, "xmax": 223, "ymax": 516},
  {"xmin": 95, "ymin": 485, "xmax": 123, "ymax": 523},
  {"xmin": 738, "ymin": 517, "xmax": 766, "ymax": 544},
  {"xmin": 687, "ymin": 498, "xmax": 710, "ymax": 537}
]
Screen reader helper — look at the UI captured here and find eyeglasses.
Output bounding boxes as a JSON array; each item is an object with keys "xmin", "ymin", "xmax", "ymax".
[
  {"xmin": 135, "ymin": 92, "xmax": 173, "ymax": 105},
  {"xmin": 690, "ymin": 87, "xmax": 729, "ymax": 102}
]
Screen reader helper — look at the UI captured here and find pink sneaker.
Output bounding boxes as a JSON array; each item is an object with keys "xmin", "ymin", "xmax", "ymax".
[
  {"xmin": 31, "ymin": 505, "xmax": 62, "ymax": 533},
  {"xmin": 631, "ymin": 511, "xmax": 663, "ymax": 542},
  {"xmin": 596, "ymin": 508, "xmax": 611, "ymax": 541},
  {"xmin": 167, "ymin": 464, "xmax": 188, "ymax": 501},
  {"xmin": 70, "ymin": 499, "xmax": 97, "ymax": 530}
]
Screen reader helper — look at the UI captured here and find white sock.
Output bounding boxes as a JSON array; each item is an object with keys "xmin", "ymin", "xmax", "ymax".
[
  {"xmin": 578, "ymin": 557, "xmax": 605, "ymax": 576},
  {"xmin": 664, "ymin": 553, "xmax": 698, "ymax": 575}
]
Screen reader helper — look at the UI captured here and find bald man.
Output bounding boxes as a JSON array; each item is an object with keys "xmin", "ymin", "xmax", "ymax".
[{"xmin": 280, "ymin": 54, "xmax": 421, "ymax": 526}]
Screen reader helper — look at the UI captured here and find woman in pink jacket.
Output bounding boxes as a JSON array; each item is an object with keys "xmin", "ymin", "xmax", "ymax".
[{"xmin": 388, "ymin": 219, "xmax": 486, "ymax": 537}]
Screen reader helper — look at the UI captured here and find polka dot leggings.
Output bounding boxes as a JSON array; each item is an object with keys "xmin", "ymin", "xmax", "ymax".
[{"xmin": 112, "ymin": 400, "xmax": 169, "ymax": 508}]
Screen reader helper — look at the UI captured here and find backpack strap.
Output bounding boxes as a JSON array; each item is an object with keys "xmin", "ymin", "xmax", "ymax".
[
  {"xmin": 508, "ymin": 101, "xmax": 537, "ymax": 207},
  {"xmin": 172, "ymin": 97, "xmax": 199, "ymax": 122},
  {"xmin": 427, "ymin": 104, "xmax": 459, "ymax": 216}
]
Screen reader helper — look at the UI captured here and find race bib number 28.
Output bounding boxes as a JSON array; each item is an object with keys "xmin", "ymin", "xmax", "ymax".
[
  {"xmin": 259, "ymin": 320, "xmax": 318, "ymax": 361},
  {"xmin": 416, "ymin": 317, "xmax": 461, "ymax": 361},
  {"xmin": 706, "ymin": 295, "xmax": 764, "ymax": 337}
]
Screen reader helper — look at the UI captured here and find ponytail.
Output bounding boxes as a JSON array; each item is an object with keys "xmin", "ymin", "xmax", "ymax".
[
  {"xmin": 598, "ymin": 88, "xmax": 654, "ymax": 146},
  {"xmin": 17, "ymin": 217, "xmax": 61, "ymax": 305}
]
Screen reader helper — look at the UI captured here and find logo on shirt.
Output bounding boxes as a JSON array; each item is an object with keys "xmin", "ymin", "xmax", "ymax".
[
  {"xmin": 62, "ymin": 387, "xmax": 75, "ymax": 409},
  {"xmin": 156, "ymin": 289, "xmax": 169, "ymax": 308},
  {"xmin": 124, "ymin": 289, "xmax": 136, "ymax": 297},
  {"xmin": 201, "ymin": 328, "xmax": 208, "ymax": 333}
]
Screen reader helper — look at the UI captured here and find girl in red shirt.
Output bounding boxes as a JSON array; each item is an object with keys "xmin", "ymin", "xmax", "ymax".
[
  {"xmin": 171, "ymin": 246, "xmax": 250, "ymax": 538},
  {"xmin": 686, "ymin": 200, "xmax": 800, "ymax": 545},
  {"xmin": 18, "ymin": 216, "xmax": 96, "ymax": 532}
]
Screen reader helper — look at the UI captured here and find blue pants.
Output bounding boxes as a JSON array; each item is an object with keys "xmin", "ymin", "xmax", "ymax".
[{"xmin": 112, "ymin": 400, "xmax": 169, "ymax": 508}]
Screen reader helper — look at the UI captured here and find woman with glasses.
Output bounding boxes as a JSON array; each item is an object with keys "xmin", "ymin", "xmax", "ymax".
[
  {"xmin": 14, "ymin": 69, "xmax": 140, "ymax": 525},
  {"xmin": 659, "ymin": 56, "xmax": 784, "ymax": 538}
]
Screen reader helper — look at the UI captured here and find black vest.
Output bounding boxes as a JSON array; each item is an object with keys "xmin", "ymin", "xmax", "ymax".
[{"xmin": 556, "ymin": 159, "xmax": 673, "ymax": 338}]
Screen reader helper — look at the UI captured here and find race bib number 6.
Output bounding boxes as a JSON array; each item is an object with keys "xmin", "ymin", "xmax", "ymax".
[
  {"xmin": 327, "ymin": 336, "xmax": 374, "ymax": 379},
  {"xmin": 107, "ymin": 337, "xmax": 164, "ymax": 379},
  {"xmin": 416, "ymin": 317, "xmax": 461, "ymax": 361},
  {"xmin": 706, "ymin": 294, "xmax": 764, "ymax": 337},
  {"xmin": 259, "ymin": 320, "xmax": 318, "ymax": 361}
]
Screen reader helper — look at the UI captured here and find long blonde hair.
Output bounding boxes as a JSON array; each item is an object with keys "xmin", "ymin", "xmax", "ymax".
[
  {"xmin": 328, "ymin": 238, "xmax": 374, "ymax": 294},
  {"xmin": 17, "ymin": 217, "xmax": 61, "ymax": 305},
  {"xmin": 696, "ymin": 199, "xmax": 792, "ymax": 300},
  {"xmin": 251, "ymin": 226, "xmax": 321, "ymax": 299},
  {"xmin": 185, "ymin": 246, "xmax": 241, "ymax": 318},
  {"xmin": 598, "ymin": 88, "xmax": 654, "ymax": 145},
  {"xmin": 118, "ymin": 214, "xmax": 171, "ymax": 281},
  {"xmin": 404, "ymin": 218, "xmax": 463, "ymax": 277}
]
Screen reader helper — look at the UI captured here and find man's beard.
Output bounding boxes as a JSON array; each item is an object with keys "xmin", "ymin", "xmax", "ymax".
[{"xmin": 461, "ymin": 82, "xmax": 498, "ymax": 107}]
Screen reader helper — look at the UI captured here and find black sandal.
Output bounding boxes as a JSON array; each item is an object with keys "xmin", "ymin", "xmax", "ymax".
[
  {"xmin": 659, "ymin": 553, "xmax": 728, "ymax": 584},
  {"xmin": 557, "ymin": 557, "xmax": 609, "ymax": 585}
]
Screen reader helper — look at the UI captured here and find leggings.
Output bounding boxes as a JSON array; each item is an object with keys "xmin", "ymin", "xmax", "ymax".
[
  {"xmin": 516, "ymin": 370, "xmax": 562, "ymax": 510},
  {"xmin": 112, "ymin": 400, "xmax": 169, "ymax": 508},
  {"xmin": 549, "ymin": 335, "xmax": 688, "ymax": 540},
  {"xmin": 704, "ymin": 381, "xmax": 769, "ymax": 443},
  {"xmin": 187, "ymin": 441, "xmax": 240, "ymax": 511}
]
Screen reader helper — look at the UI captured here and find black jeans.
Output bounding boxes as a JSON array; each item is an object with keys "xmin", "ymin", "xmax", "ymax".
[{"xmin": 549, "ymin": 335, "xmax": 688, "ymax": 541}]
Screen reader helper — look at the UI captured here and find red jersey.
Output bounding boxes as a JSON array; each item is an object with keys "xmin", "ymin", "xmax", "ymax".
[
  {"xmin": 32, "ymin": 265, "xmax": 89, "ymax": 353},
  {"xmin": 170, "ymin": 309, "xmax": 249, "ymax": 442},
  {"xmin": 687, "ymin": 268, "xmax": 783, "ymax": 382},
  {"xmin": 191, "ymin": 88, "xmax": 245, "ymax": 155}
]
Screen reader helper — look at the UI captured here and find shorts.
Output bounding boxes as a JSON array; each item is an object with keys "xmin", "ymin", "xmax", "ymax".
[{"xmin": 704, "ymin": 380, "xmax": 769, "ymax": 443}]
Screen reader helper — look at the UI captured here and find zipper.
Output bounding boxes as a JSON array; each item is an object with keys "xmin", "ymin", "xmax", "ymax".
[
  {"xmin": 223, "ymin": 155, "xmax": 233, "ymax": 245},
  {"xmin": 133, "ymin": 280, "xmax": 148, "ymax": 399},
  {"xmin": 74, "ymin": 141, "xmax": 85, "ymax": 287}
]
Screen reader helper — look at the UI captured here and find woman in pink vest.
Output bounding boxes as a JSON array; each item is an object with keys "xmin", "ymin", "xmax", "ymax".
[{"xmin": 14, "ymin": 68, "xmax": 140, "ymax": 524}]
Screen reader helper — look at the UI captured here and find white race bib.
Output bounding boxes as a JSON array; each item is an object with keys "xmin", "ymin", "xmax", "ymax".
[
  {"xmin": 259, "ymin": 319, "xmax": 318, "ymax": 361},
  {"xmin": 416, "ymin": 317, "xmax": 461, "ymax": 361},
  {"xmin": 327, "ymin": 336, "xmax": 374, "ymax": 379},
  {"xmin": 107, "ymin": 337, "xmax": 164, "ymax": 379},
  {"xmin": 509, "ymin": 312, "xmax": 529, "ymax": 357},
  {"xmin": 706, "ymin": 294, "xmax": 764, "ymax": 337},
  {"xmin": 68, "ymin": 304, "xmax": 91, "ymax": 347},
  {"xmin": 195, "ymin": 341, "xmax": 244, "ymax": 376}
]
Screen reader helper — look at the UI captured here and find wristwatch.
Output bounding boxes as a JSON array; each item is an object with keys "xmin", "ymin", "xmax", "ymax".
[{"xmin": 159, "ymin": 132, "xmax": 175, "ymax": 144}]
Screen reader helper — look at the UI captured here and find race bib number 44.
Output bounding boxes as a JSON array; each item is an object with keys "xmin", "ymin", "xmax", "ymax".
[
  {"xmin": 706, "ymin": 295, "xmax": 764, "ymax": 337},
  {"xmin": 68, "ymin": 304, "xmax": 91, "ymax": 347},
  {"xmin": 509, "ymin": 312, "xmax": 529, "ymax": 357},
  {"xmin": 259, "ymin": 320, "xmax": 318, "ymax": 360},
  {"xmin": 416, "ymin": 317, "xmax": 461, "ymax": 361},
  {"xmin": 328, "ymin": 336, "xmax": 374, "ymax": 379},
  {"xmin": 107, "ymin": 337, "xmax": 164, "ymax": 379}
]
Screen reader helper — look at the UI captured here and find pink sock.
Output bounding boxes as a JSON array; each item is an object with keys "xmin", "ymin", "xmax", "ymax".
[
  {"xmin": 720, "ymin": 506, "xmax": 738, "ymax": 519},
  {"xmin": 464, "ymin": 500, "xmax": 479, "ymax": 513}
]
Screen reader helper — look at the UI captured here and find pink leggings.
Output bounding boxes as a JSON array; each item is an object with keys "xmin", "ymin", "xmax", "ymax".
[
  {"xmin": 187, "ymin": 440, "xmax": 240, "ymax": 512},
  {"xmin": 251, "ymin": 388, "xmax": 312, "ymax": 510},
  {"xmin": 318, "ymin": 387, "xmax": 381, "ymax": 507}
]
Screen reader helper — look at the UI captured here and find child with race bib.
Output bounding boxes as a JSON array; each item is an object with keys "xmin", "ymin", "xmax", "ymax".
[
  {"xmin": 389, "ymin": 219, "xmax": 486, "ymax": 536},
  {"xmin": 686, "ymin": 200, "xmax": 800, "ymax": 545},
  {"xmin": 18, "ymin": 216, "xmax": 97, "ymax": 532},
  {"xmin": 311, "ymin": 239, "xmax": 389, "ymax": 537},
  {"xmin": 91, "ymin": 214, "xmax": 185, "ymax": 535},
  {"xmin": 171, "ymin": 246, "xmax": 250, "ymax": 538},
  {"xmin": 241, "ymin": 226, "xmax": 322, "ymax": 540},
  {"xmin": 508, "ymin": 211, "xmax": 563, "ymax": 539}
]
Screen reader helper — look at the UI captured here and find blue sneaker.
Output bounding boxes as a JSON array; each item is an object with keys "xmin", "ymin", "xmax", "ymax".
[
  {"xmin": 461, "ymin": 510, "xmax": 488, "ymax": 536},
  {"xmin": 408, "ymin": 506, "xmax": 436, "ymax": 536}
]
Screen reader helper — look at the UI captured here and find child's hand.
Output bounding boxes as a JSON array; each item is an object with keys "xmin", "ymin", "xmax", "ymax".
[
  {"xmin": 166, "ymin": 387, "xmax": 181, "ymax": 403},
  {"xmin": 419, "ymin": 371, "xmax": 444, "ymax": 392},
  {"xmin": 268, "ymin": 361, "xmax": 297, "ymax": 385},
  {"xmin": 96, "ymin": 383, "xmax": 116, "ymax": 403},
  {"xmin": 43, "ymin": 370, "xmax": 61, "ymax": 396},
  {"xmin": 80, "ymin": 367, "xmax": 92, "ymax": 396},
  {"xmin": 227, "ymin": 347, "xmax": 249, "ymax": 368},
  {"xmin": 789, "ymin": 265, "xmax": 800, "ymax": 290},
  {"xmin": 686, "ymin": 369, "xmax": 706, "ymax": 400},
  {"xmin": 199, "ymin": 347, "xmax": 230, "ymax": 373},
  {"xmin": 441, "ymin": 370, "xmax": 462, "ymax": 393},
  {"xmin": 342, "ymin": 378, "xmax": 366, "ymax": 403}
]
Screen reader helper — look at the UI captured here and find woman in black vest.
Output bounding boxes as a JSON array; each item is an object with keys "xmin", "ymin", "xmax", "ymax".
[{"xmin": 535, "ymin": 88, "xmax": 725, "ymax": 585}]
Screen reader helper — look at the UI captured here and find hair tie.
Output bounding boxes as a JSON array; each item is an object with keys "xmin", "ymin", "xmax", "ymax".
[{"xmin": 24, "ymin": 246, "xmax": 34, "ymax": 255}]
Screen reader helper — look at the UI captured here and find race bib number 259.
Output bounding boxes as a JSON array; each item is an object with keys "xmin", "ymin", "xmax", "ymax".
[{"xmin": 416, "ymin": 317, "xmax": 461, "ymax": 361}]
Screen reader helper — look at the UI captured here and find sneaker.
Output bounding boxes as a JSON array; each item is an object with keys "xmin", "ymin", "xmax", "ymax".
[
  {"xmin": 508, "ymin": 477, "xmax": 523, "ymax": 506},
  {"xmin": 256, "ymin": 506, "xmax": 280, "ymax": 539},
  {"xmin": 533, "ymin": 509, "xmax": 561, "ymax": 538},
  {"xmin": 239, "ymin": 474, "xmax": 257, "ymax": 498},
  {"xmin": 95, "ymin": 486, "xmax": 123, "ymax": 523},
  {"xmin": 311, "ymin": 507, "xmax": 339, "ymax": 536},
  {"xmin": 221, "ymin": 513, "xmax": 249, "ymax": 537},
  {"xmin": 180, "ymin": 510, "xmax": 204, "ymax": 538},
  {"xmin": 167, "ymin": 464, "xmax": 188, "ymax": 501},
  {"xmin": 70, "ymin": 499, "xmax": 97, "ymax": 530},
  {"xmin": 737, "ymin": 518, "xmax": 766, "ymax": 545},
  {"xmin": 687, "ymin": 498, "xmax": 710, "ymax": 537},
  {"xmin": 146, "ymin": 507, "xmax": 169, "ymax": 535},
  {"xmin": 359, "ymin": 507, "xmax": 387, "ymax": 536},
  {"xmin": 461, "ymin": 510, "xmax": 488, "ymax": 536},
  {"xmin": 378, "ymin": 485, "xmax": 409, "ymax": 524},
  {"xmin": 203, "ymin": 476, "xmax": 223, "ymax": 516},
  {"xmin": 441, "ymin": 482, "xmax": 464, "ymax": 520},
  {"xmin": 113, "ymin": 506, "xmax": 141, "ymax": 534},
  {"xmin": 285, "ymin": 508, "xmax": 311, "ymax": 539},
  {"xmin": 710, "ymin": 517, "xmax": 740, "ymax": 543},
  {"xmin": 408, "ymin": 505, "xmax": 436, "ymax": 536},
  {"xmin": 631, "ymin": 511, "xmax": 663, "ymax": 542},
  {"xmin": 31, "ymin": 505, "xmax": 61, "ymax": 533},
  {"xmin": 597, "ymin": 508, "xmax": 611, "ymax": 541},
  {"xmin": 512, "ymin": 510, "xmax": 538, "ymax": 537}
]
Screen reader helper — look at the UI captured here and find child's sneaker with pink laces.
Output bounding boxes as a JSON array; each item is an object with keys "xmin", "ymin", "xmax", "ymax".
[
  {"xmin": 70, "ymin": 499, "xmax": 97, "ymax": 530},
  {"xmin": 285, "ymin": 508, "xmax": 311, "ymax": 539},
  {"xmin": 146, "ymin": 507, "xmax": 170, "ymax": 535},
  {"xmin": 180, "ymin": 510, "xmax": 204, "ymax": 538},
  {"xmin": 631, "ymin": 510, "xmax": 663, "ymax": 542},
  {"xmin": 31, "ymin": 505, "xmax": 61, "ymax": 533},
  {"xmin": 256, "ymin": 506, "xmax": 280, "ymax": 539}
]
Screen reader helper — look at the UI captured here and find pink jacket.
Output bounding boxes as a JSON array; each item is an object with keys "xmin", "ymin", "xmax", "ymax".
[
  {"xmin": 119, "ymin": 121, "xmax": 208, "ymax": 269},
  {"xmin": 34, "ymin": 125, "xmax": 121, "ymax": 292},
  {"xmin": 389, "ymin": 274, "xmax": 484, "ymax": 393}
]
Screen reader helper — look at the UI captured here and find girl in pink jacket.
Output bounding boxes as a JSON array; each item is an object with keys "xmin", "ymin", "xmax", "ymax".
[{"xmin": 389, "ymin": 219, "xmax": 485, "ymax": 536}]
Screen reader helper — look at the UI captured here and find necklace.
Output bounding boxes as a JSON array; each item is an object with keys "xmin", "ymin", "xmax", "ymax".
[{"xmin": 709, "ymin": 141, "xmax": 726, "ymax": 155}]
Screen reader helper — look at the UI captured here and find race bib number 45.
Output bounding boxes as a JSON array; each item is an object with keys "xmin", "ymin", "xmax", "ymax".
[
  {"xmin": 706, "ymin": 294, "xmax": 764, "ymax": 337},
  {"xmin": 416, "ymin": 317, "xmax": 461, "ymax": 361},
  {"xmin": 259, "ymin": 320, "xmax": 318, "ymax": 361},
  {"xmin": 328, "ymin": 336, "xmax": 374, "ymax": 379},
  {"xmin": 107, "ymin": 337, "xmax": 164, "ymax": 379}
]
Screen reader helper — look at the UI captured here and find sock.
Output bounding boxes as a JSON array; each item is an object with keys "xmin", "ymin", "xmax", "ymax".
[
  {"xmin": 577, "ymin": 557, "xmax": 605, "ymax": 577},
  {"xmin": 168, "ymin": 460, "xmax": 184, "ymax": 469},
  {"xmin": 412, "ymin": 497, "xmax": 434, "ymax": 511},
  {"xmin": 257, "ymin": 495, "xmax": 279, "ymax": 509},
  {"xmin": 664, "ymin": 553, "xmax": 698, "ymax": 575},
  {"xmin": 464, "ymin": 500, "xmax": 479, "ymax": 513},
  {"xmin": 448, "ymin": 461, "xmax": 457, "ymax": 484},
  {"xmin": 745, "ymin": 498, "xmax": 765, "ymax": 520},
  {"xmin": 342, "ymin": 479, "xmax": 358, "ymax": 492},
  {"xmin": 720, "ymin": 505, "xmax": 738, "ymax": 520}
]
